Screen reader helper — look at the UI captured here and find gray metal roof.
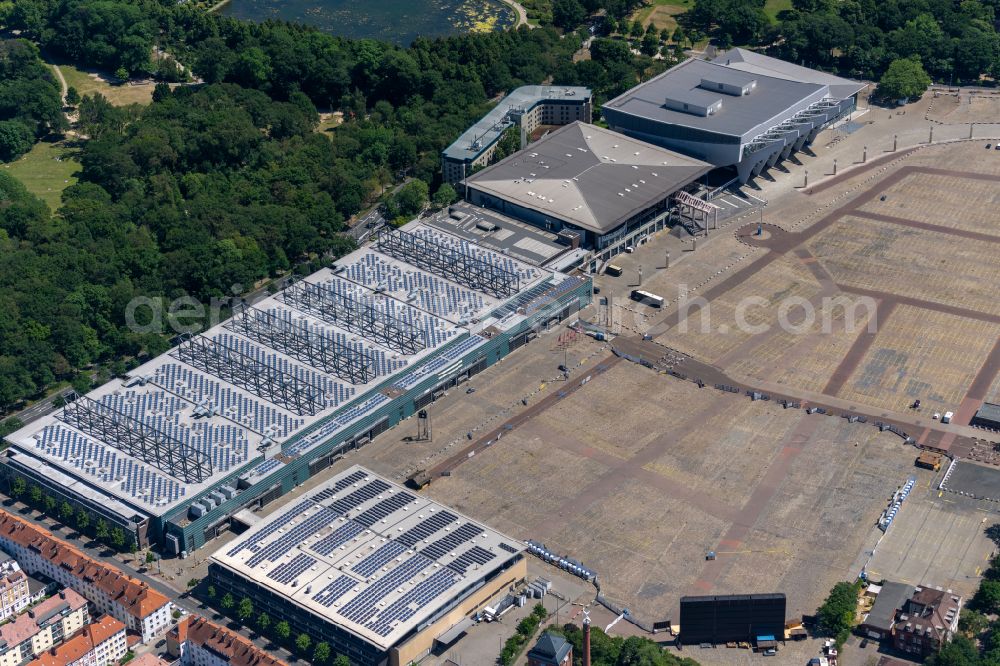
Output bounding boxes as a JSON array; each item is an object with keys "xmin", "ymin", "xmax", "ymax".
[
  {"xmin": 603, "ymin": 58, "xmax": 828, "ymax": 139},
  {"xmin": 442, "ymin": 85, "xmax": 591, "ymax": 163},
  {"xmin": 865, "ymin": 581, "xmax": 915, "ymax": 632},
  {"xmin": 975, "ymin": 402, "xmax": 1000, "ymax": 424},
  {"xmin": 713, "ymin": 48, "xmax": 866, "ymax": 100},
  {"xmin": 464, "ymin": 122, "xmax": 711, "ymax": 234}
]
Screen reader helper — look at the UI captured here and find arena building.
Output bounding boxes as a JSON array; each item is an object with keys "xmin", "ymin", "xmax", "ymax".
[
  {"xmin": 441, "ymin": 85, "xmax": 593, "ymax": 183},
  {"xmin": 2, "ymin": 220, "xmax": 591, "ymax": 556},
  {"xmin": 209, "ymin": 465, "xmax": 526, "ymax": 666},
  {"xmin": 602, "ymin": 50, "xmax": 864, "ymax": 182},
  {"xmin": 464, "ymin": 122, "xmax": 712, "ymax": 260}
]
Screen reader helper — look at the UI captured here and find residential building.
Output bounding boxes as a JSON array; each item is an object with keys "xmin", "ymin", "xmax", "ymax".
[
  {"xmin": 167, "ymin": 615, "xmax": 286, "ymax": 666},
  {"xmin": 0, "ymin": 511, "xmax": 171, "ymax": 643},
  {"xmin": 28, "ymin": 615, "xmax": 127, "ymax": 666},
  {"xmin": 527, "ymin": 633, "xmax": 573, "ymax": 666},
  {"xmin": 892, "ymin": 586, "xmax": 962, "ymax": 658},
  {"xmin": 859, "ymin": 581, "xmax": 914, "ymax": 640},
  {"xmin": 0, "ymin": 589, "xmax": 89, "ymax": 666},
  {"xmin": 0, "ymin": 557, "xmax": 31, "ymax": 622}
]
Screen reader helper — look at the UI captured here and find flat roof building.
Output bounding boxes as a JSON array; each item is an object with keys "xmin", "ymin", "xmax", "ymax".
[
  {"xmin": 971, "ymin": 402, "xmax": 1000, "ymax": 430},
  {"xmin": 465, "ymin": 122, "xmax": 711, "ymax": 259},
  {"xmin": 442, "ymin": 86, "xmax": 592, "ymax": 183},
  {"xmin": 3, "ymin": 218, "xmax": 592, "ymax": 556},
  {"xmin": 603, "ymin": 51, "xmax": 864, "ymax": 182},
  {"xmin": 209, "ymin": 465, "xmax": 527, "ymax": 666}
]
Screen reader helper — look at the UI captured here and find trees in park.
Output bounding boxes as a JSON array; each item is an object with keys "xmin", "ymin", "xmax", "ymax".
[
  {"xmin": 877, "ymin": 57, "xmax": 932, "ymax": 102},
  {"xmin": 553, "ymin": 0, "xmax": 587, "ymax": 29},
  {"xmin": 295, "ymin": 633, "xmax": 311, "ymax": 654},
  {"xmin": 0, "ymin": 121, "xmax": 34, "ymax": 161}
]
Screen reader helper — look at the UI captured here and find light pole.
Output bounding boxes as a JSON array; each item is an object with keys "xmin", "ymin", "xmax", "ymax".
[{"xmin": 833, "ymin": 158, "xmax": 837, "ymax": 175}]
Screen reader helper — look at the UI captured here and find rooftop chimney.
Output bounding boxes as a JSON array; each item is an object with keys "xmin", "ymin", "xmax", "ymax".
[{"xmin": 583, "ymin": 608, "xmax": 591, "ymax": 666}]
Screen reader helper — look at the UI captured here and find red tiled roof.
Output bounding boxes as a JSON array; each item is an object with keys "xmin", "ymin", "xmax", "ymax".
[
  {"xmin": 176, "ymin": 616, "xmax": 288, "ymax": 666},
  {"xmin": 0, "ymin": 589, "xmax": 88, "ymax": 646},
  {"xmin": 28, "ymin": 615, "xmax": 125, "ymax": 666},
  {"xmin": 0, "ymin": 510, "xmax": 170, "ymax": 620}
]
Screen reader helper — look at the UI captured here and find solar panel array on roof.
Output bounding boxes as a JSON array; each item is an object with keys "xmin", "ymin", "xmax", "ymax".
[
  {"xmin": 268, "ymin": 553, "xmax": 317, "ymax": 585},
  {"xmin": 397, "ymin": 511, "xmax": 458, "ymax": 548},
  {"xmin": 329, "ymin": 480, "xmax": 392, "ymax": 515},
  {"xmin": 353, "ymin": 541, "xmax": 408, "ymax": 578},
  {"xmin": 354, "ymin": 493, "xmax": 416, "ymax": 528},
  {"xmin": 311, "ymin": 521, "xmax": 365, "ymax": 557},
  {"xmin": 313, "ymin": 575, "xmax": 357, "ymax": 607},
  {"xmin": 420, "ymin": 523, "xmax": 483, "ymax": 560},
  {"xmin": 211, "ymin": 466, "xmax": 526, "ymax": 654}
]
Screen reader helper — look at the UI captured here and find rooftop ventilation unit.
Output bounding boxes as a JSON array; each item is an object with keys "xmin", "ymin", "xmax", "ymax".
[{"xmin": 699, "ymin": 77, "xmax": 756, "ymax": 96}]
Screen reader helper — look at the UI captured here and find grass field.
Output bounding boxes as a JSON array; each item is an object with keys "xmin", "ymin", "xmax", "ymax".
[
  {"xmin": 763, "ymin": 0, "xmax": 792, "ymax": 21},
  {"xmin": 57, "ymin": 62, "xmax": 156, "ymax": 106},
  {"xmin": 632, "ymin": 0, "xmax": 689, "ymax": 31},
  {"xmin": 2, "ymin": 140, "xmax": 80, "ymax": 211}
]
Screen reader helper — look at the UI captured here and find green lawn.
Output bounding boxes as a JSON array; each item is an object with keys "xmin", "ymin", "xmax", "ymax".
[
  {"xmin": 763, "ymin": 0, "xmax": 792, "ymax": 21},
  {"xmin": 631, "ymin": 0, "xmax": 690, "ymax": 30},
  {"xmin": 2, "ymin": 140, "xmax": 80, "ymax": 211},
  {"xmin": 56, "ymin": 62, "xmax": 155, "ymax": 106}
]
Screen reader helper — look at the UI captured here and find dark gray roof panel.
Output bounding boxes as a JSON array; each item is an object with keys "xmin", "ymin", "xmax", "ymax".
[
  {"xmin": 713, "ymin": 48, "xmax": 866, "ymax": 100},
  {"xmin": 604, "ymin": 58, "xmax": 828, "ymax": 139},
  {"xmin": 464, "ymin": 122, "xmax": 711, "ymax": 234}
]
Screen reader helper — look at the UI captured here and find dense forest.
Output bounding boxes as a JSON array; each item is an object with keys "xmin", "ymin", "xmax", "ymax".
[
  {"xmin": 0, "ymin": 0, "xmax": 654, "ymax": 416},
  {"xmin": 0, "ymin": 39, "xmax": 63, "ymax": 160},
  {"xmin": 685, "ymin": 0, "xmax": 1000, "ymax": 84}
]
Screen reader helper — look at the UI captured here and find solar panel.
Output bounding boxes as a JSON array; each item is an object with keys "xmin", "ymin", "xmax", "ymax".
[
  {"xmin": 311, "ymin": 521, "xmax": 365, "ymax": 557},
  {"xmin": 267, "ymin": 553, "xmax": 317, "ymax": 585},
  {"xmin": 498, "ymin": 542, "xmax": 518, "ymax": 554},
  {"xmin": 447, "ymin": 545, "xmax": 496, "ymax": 574},
  {"xmin": 353, "ymin": 492, "xmax": 416, "ymax": 528},
  {"xmin": 337, "ymin": 555, "xmax": 431, "ymax": 625},
  {"xmin": 366, "ymin": 568, "xmax": 459, "ymax": 637},
  {"xmin": 247, "ymin": 507, "xmax": 338, "ymax": 567},
  {"xmin": 352, "ymin": 541, "xmax": 408, "ymax": 578},
  {"xmin": 313, "ymin": 575, "xmax": 357, "ymax": 608},
  {"xmin": 396, "ymin": 511, "xmax": 457, "ymax": 548},
  {"xmin": 329, "ymin": 480, "xmax": 392, "ymax": 515},
  {"xmin": 226, "ymin": 498, "xmax": 314, "ymax": 557},
  {"xmin": 420, "ymin": 523, "xmax": 484, "ymax": 561}
]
